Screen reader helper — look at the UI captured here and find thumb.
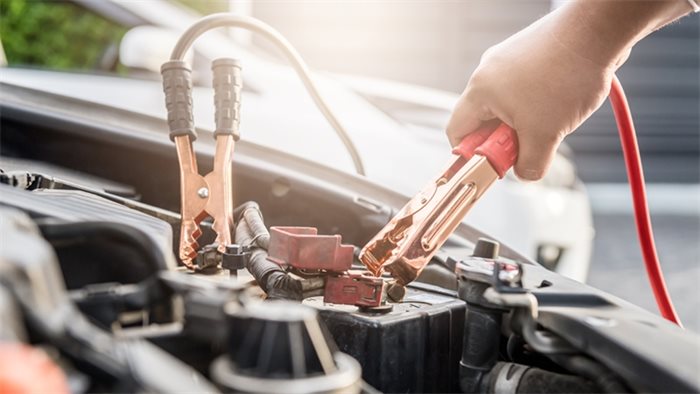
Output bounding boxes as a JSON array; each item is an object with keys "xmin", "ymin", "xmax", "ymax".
[
  {"xmin": 446, "ymin": 95, "xmax": 496, "ymax": 147},
  {"xmin": 513, "ymin": 129, "xmax": 562, "ymax": 181}
]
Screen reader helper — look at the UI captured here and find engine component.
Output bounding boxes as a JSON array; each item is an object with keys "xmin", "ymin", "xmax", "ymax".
[
  {"xmin": 0, "ymin": 184, "xmax": 175, "ymax": 268},
  {"xmin": 480, "ymin": 264, "xmax": 575, "ymax": 355},
  {"xmin": 0, "ymin": 184, "xmax": 176, "ymax": 290},
  {"xmin": 456, "ymin": 241, "xmax": 628, "ymax": 393},
  {"xmin": 162, "ymin": 57, "xmax": 241, "ymax": 268},
  {"xmin": 359, "ymin": 123, "xmax": 517, "ymax": 286},
  {"xmin": 310, "ymin": 284, "xmax": 465, "ymax": 393},
  {"xmin": 0, "ymin": 207, "xmax": 218, "ymax": 393},
  {"xmin": 323, "ymin": 271, "xmax": 383, "ymax": 308},
  {"xmin": 482, "ymin": 362, "xmax": 598, "ymax": 393},
  {"xmin": 210, "ymin": 300, "xmax": 362, "ymax": 393},
  {"xmin": 267, "ymin": 226, "xmax": 354, "ymax": 273},
  {"xmin": 455, "ymin": 238, "xmax": 509, "ymax": 393},
  {"xmin": 195, "ymin": 243, "xmax": 251, "ymax": 273}
]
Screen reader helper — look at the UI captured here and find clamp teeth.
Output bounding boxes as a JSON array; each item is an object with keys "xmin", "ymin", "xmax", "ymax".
[
  {"xmin": 211, "ymin": 217, "xmax": 233, "ymax": 255},
  {"xmin": 180, "ymin": 220, "xmax": 203, "ymax": 266},
  {"xmin": 360, "ymin": 251, "xmax": 382, "ymax": 277}
]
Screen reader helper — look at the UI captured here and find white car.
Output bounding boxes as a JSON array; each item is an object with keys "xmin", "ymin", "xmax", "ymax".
[{"xmin": 0, "ymin": 0, "xmax": 593, "ymax": 281}]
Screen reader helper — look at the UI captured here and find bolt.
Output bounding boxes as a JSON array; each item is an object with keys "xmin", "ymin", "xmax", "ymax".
[
  {"xmin": 386, "ymin": 281, "xmax": 406, "ymax": 302},
  {"xmin": 197, "ymin": 187, "xmax": 209, "ymax": 198}
]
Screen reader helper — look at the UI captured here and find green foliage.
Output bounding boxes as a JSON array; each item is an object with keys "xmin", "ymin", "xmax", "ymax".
[
  {"xmin": 173, "ymin": 0, "xmax": 228, "ymax": 16},
  {"xmin": 0, "ymin": 0, "xmax": 127, "ymax": 70}
]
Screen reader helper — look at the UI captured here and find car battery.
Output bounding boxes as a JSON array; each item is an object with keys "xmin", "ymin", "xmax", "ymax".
[{"xmin": 305, "ymin": 283, "xmax": 465, "ymax": 393}]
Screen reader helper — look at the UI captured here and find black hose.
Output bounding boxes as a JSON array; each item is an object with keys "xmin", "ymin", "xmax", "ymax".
[
  {"xmin": 484, "ymin": 362, "xmax": 599, "ymax": 393},
  {"xmin": 550, "ymin": 355, "xmax": 630, "ymax": 393},
  {"xmin": 233, "ymin": 202, "xmax": 301, "ymax": 300},
  {"xmin": 459, "ymin": 303, "xmax": 502, "ymax": 393}
]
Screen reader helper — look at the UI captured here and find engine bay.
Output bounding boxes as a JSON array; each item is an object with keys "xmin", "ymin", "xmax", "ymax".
[
  {"xmin": 0, "ymin": 150, "xmax": 472, "ymax": 392},
  {"xmin": 1, "ymin": 92, "xmax": 699, "ymax": 393}
]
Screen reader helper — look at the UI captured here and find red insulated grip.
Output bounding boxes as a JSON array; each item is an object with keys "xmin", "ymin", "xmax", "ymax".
[
  {"xmin": 474, "ymin": 123, "xmax": 518, "ymax": 178},
  {"xmin": 452, "ymin": 126, "xmax": 493, "ymax": 160}
]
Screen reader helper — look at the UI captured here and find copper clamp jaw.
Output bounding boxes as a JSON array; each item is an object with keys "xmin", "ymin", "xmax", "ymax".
[
  {"xmin": 162, "ymin": 58, "xmax": 242, "ymax": 268},
  {"xmin": 359, "ymin": 124, "xmax": 518, "ymax": 285}
]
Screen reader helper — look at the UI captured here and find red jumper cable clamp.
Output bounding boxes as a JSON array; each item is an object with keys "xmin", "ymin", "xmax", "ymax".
[
  {"xmin": 360, "ymin": 123, "xmax": 518, "ymax": 285},
  {"xmin": 161, "ymin": 58, "xmax": 242, "ymax": 269}
]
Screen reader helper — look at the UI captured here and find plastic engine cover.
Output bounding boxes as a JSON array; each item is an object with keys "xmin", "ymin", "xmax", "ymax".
[{"xmin": 306, "ymin": 284, "xmax": 465, "ymax": 393}]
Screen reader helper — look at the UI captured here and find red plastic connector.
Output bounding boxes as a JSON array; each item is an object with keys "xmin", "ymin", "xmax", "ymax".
[
  {"xmin": 267, "ymin": 226, "xmax": 354, "ymax": 272},
  {"xmin": 324, "ymin": 271, "xmax": 384, "ymax": 307}
]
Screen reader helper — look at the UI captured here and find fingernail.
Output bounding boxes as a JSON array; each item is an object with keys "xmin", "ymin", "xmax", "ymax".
[{"xmin": 515, "ymin": 169, "xmax": 542, "ymax": 183}]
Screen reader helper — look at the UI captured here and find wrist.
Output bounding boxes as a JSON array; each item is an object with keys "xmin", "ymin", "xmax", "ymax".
[{"xmin": 547, "ymin": 0, "xmax": 692, "ymax": 68}]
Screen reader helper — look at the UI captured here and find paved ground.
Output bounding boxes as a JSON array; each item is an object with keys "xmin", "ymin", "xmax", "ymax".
[{"xmin": 587, "ymin": 212, "xmax": 700, "ymax": 333}]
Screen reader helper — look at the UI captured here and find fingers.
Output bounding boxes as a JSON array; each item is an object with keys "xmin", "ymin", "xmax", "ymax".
[
  {"xmin": 445, "ymin": 94, "xmax": 495, "ymax": 147},
  {"xmin": 447, "ymin": 83, "xmax": 565, "ymax": 182},
  {"xmin": 513, "ymin": 130, "xmax": 563, "ymax": 181}
]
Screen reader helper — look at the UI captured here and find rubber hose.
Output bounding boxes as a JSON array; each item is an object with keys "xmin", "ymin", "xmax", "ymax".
[
  {"xmin": 550, "ymin": 355, "xmax": 629, "ymax": 393},
  {"xmin": 485, "ymin": 362, "xmax": 598, "ymax": 393}
]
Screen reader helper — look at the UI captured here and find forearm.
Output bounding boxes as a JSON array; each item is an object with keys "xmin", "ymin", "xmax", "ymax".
[{"xmin": 549, "ymin": 0, "xmax": 693, "ymax": 67}]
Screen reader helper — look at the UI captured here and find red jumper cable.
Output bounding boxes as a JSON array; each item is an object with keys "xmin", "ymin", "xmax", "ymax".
[
  {"xmin": 360, "ymin": 75, "xmax": 682, "ymax": 326},
  {"xmin": 609, "ymin": 76, "xmax": 681, "ymax": 326}
]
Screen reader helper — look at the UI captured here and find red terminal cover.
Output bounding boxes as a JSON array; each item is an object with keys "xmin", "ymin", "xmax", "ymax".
[
  {"xmin": 324, "ymin": 271, "xmax": 384, "ymax": 307},
  {"xmin": 267, "ymin": 226, "xmax": 354, "ymax": 272}
]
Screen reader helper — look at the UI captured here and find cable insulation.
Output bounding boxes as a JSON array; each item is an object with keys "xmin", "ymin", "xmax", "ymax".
[
  {"xmin": 170, "ymin": 13, "xmax": 366, "ymax": 175},
  {"xmin": 608, "ymin": 75, "xmax": 682, "ymax": 326}
]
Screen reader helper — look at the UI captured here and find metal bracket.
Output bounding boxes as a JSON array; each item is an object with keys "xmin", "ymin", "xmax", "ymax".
[
  {"xmin": 194, "ymin": 243, "xmax": 250, "ymax": 273},
  {"xmin": 483, "ymin": 262, "xmax": 575, "ymax": 354}
]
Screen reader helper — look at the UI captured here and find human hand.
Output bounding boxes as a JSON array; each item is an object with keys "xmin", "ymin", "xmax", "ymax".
[{"xmin": 446, "ymin": 8, "xmax": 616, "ymax": 181}]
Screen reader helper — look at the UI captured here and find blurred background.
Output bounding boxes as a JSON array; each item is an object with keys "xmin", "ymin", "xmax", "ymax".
[{"xmin": 1, "ymin": 0, "xmax": 698, "ymax": 330}]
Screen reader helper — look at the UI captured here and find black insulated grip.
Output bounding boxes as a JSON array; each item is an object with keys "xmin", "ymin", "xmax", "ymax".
[
  {"xmin": 211, "ymin": 58, "xmax": 242, "ymax": 139},
  {"xmin": 161, "ymin": 60, "xmax": 196, "ymax": 141}
]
